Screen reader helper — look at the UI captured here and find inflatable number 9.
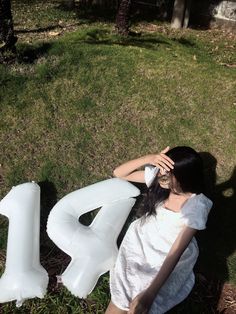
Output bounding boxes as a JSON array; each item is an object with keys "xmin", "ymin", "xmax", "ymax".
[{"xmin": 47, "ymin": 178, "xmax": 140, "ymax": 298}]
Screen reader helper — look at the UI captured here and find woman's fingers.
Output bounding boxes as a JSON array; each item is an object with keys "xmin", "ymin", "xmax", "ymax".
[
  {"xmin": 160, "ymin": 147, "xmax": 174, "ymax": 165},
  {"xmin": 128, "ymin": 304, "xmax": 135, "ymax": 314},
  {"xmin": 161, "ymin": 146, "xmax": 170, "ymax": 154},
  {"xmin": 156, "ymin": 160, "xmax": 172, "ymax": 171},
  {"xmin": 148, "ymin": 147, "xmax": 174, "ymax": 172},
  {"xmin": 128, "ymin": 299, "xmax": 136, "ymax": 314},
  {"xmin": 158, "ymin": 147, "xmax": 174, "ymax": 170},
  {"xmin": 160, "ymin": 153, "xmax": 174, "ymax": 165},
  {"xmin": 153, "ymin": 155, "xmax": 174, "ymax": 171}
]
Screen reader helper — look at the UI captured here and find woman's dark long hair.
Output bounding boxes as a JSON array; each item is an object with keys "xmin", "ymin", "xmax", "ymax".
[{"xmin": 139, "ymin": 146, "xmax": 205, "ymax": 218}]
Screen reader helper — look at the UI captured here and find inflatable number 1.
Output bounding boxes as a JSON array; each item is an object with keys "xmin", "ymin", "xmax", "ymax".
[
  {"xmin": 47, "ymin": 178, "xmax": 140, "ymax": 298},
  {"xmin": 0, "ymin": 182, "xmax": 48, "ymax": 307}
]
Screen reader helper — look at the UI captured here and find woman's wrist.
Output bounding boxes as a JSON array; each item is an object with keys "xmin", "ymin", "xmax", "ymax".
[
  {"xmin": 142, "ymin": 154, "xmax": 155, "ymax": 165},
  {"xmin": 145, "ymin": 285, "xmax": 159, "ymax": 303}
]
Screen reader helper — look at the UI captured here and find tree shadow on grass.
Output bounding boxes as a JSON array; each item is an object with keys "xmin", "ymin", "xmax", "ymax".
[
  {"xmin": 198, "ymin": 164, "xmax": 236, "ymax": 313},
  {"xmin": 85, "ymin": 37, "xmax": 171, "ymax": 50},
  {"xmin": 80, "ymin": 28, "xmax": 198, "ymax": 51},
  {"xmin": 171, "ymin": 37, "xmax": 197, "ymax": 48},
  {"xmin": 196, "ymin": 155, "xmax": 236, "ymax": 313},
  {"xmin": 168, "ymin": 153, "xmax": 236, "ymax": 313},
  {"xmin": 15, "ymin": 28, "xmax": 197, "ymax": 67},
  {"xmin": 16, "ymin": 24, "xmax": 63, "ymax": 34},
  {"xmin": 81, "ymin": 28, "xmax": 171, "ymax": 50},
  {"xmin": 17, "ymin": 42, "xmax": 52, "ymax": 64}
]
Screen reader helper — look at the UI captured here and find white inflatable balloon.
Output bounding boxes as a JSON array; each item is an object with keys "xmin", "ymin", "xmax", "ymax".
[
  {"xmin": 47, "ymin": 178, "xmax": 140, "ymax": 298},
  {"xmin": 0, "ymin": 182, "xmax": 49, "ymax": 307}
]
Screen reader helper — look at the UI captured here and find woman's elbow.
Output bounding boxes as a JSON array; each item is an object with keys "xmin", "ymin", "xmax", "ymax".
[
  {"xmin": 113, "ymin": 168, "xmax": 127, "ymax": 179},
  {"xmin": 113, "ymin": 168, "xmax": 120, "ymax": 178}
]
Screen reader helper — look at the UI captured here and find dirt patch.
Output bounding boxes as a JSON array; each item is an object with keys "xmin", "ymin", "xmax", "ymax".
[
  {"xmin": 196, "ymin": 274, "xmax": 236, "ymax": 313},
  {"xmin": 218, "ymin": 283, "xmax": 236, "ymax": 314}
]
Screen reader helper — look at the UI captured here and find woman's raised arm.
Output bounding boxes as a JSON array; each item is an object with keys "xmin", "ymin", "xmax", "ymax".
[
  {"xmin": 113, "ymin": 147, "xmax": 174, "ymax": 183},
  {"xmin": 113, "ymin": 155, "xmax": 149, "ymax": 183}
]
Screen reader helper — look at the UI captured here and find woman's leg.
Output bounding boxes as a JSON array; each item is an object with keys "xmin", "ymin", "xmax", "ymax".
[{"xmin": 105, "ymin": 301, "xmax": 127, "ymax": 314}]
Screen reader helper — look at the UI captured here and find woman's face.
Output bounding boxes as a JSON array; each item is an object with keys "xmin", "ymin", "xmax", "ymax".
[
  {"xmin": 157, "ymin": 171, "xmax": 183, "ymax": 193},
  {"xmin": 157, "ymin": 170, "xmax": 171, "ymax": 189}
]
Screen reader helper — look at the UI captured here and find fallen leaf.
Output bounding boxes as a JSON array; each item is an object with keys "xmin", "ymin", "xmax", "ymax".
[{"xmin": 48, "ymin": 31, "xmax": 61, "ymax": 37}]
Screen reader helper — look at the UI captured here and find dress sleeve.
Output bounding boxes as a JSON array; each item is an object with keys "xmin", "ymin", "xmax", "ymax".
[
  {"xmin": 181, "ymin": 194, "xmax": 213, "ymax": 230},
  {"xmin": 144, "ymin": 165, "xmax": 159, "ymax": 188}
]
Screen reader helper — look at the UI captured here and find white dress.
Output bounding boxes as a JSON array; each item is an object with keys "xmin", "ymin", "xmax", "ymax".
[{"xmin": 110, "ymin": 166, "xmax": 213, "ymax": 313}]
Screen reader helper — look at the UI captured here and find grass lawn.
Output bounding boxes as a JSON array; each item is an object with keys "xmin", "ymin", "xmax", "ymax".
[{"xmin": 0, "ymin": 1, "xmax": 236, "ymax": 313}]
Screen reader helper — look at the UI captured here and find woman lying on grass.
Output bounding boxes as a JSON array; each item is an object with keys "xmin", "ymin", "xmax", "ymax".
[{"xmin": 105, "ymin": 146, "xmax": 213, "ymax": 314}]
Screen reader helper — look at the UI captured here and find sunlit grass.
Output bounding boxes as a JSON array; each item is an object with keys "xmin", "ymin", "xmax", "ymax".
[{"xmin": 0, "ymin": 1, "xmax": 236, "ymax": 313}]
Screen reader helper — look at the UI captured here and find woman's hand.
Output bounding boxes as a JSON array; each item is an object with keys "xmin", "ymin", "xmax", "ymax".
[
  {"xmin": 128, "ymin": 290, "xmax": 154, "ymax": 314},
  {"xmin": 146, "ymin": 146, "xmax": 174, "ymax": 174}
]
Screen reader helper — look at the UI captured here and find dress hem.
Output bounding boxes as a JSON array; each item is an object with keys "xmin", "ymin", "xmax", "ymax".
[{"xmin": 111, "ymin": 297, "xmax": 129, "ymax": 311}]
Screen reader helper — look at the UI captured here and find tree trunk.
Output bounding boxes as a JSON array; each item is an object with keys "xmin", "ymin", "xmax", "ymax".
[
  {"xmin": 171, "ymin": 0, "xmax": 186, "ymax": 29},
  {"xmin": 0, "ymin": 0, "xmax": 17, "ymax": 53},
  {"xmin": 116, "ymin": 0, "xmax": 132, "ymax": 35}
]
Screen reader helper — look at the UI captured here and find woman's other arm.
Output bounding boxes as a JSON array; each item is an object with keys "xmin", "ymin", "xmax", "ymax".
[
  {"xmin": 147, "ymin": 226, "xmax": 197, "ymax": 298},
  {"xmin": 128, "ymin": 226, "xmax": 197, "ymax": 314}
]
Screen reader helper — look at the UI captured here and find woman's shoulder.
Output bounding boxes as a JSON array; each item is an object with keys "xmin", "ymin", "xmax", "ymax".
[
  {"xmin": 188, "ymin": 193, "xmax": 213, "ymax": 211},
  {"xmin": 180, "ymin": 193, "xmax": 213, "ymax": 230}
]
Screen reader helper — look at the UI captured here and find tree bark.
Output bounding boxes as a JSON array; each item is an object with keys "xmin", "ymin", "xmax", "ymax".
[
  {"xmin": 183, "ymin": 0, "xmax": 192, "ymax": 28},
  {"xmin": 0, "ymin": 0, "xmax": 17, "ymax": 52},
  {"xmin": 171, "ymin": 0, "xmax": 186, "ymax": 29},
  {"xmin": 116, "ymin": 0, "xmax": 132, "ymax": 35}
]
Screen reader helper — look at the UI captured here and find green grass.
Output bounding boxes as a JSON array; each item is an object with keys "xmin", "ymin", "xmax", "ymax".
[{"xmin": 0, "ymin": 1, "xmax": 236, "ymax": 313}]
